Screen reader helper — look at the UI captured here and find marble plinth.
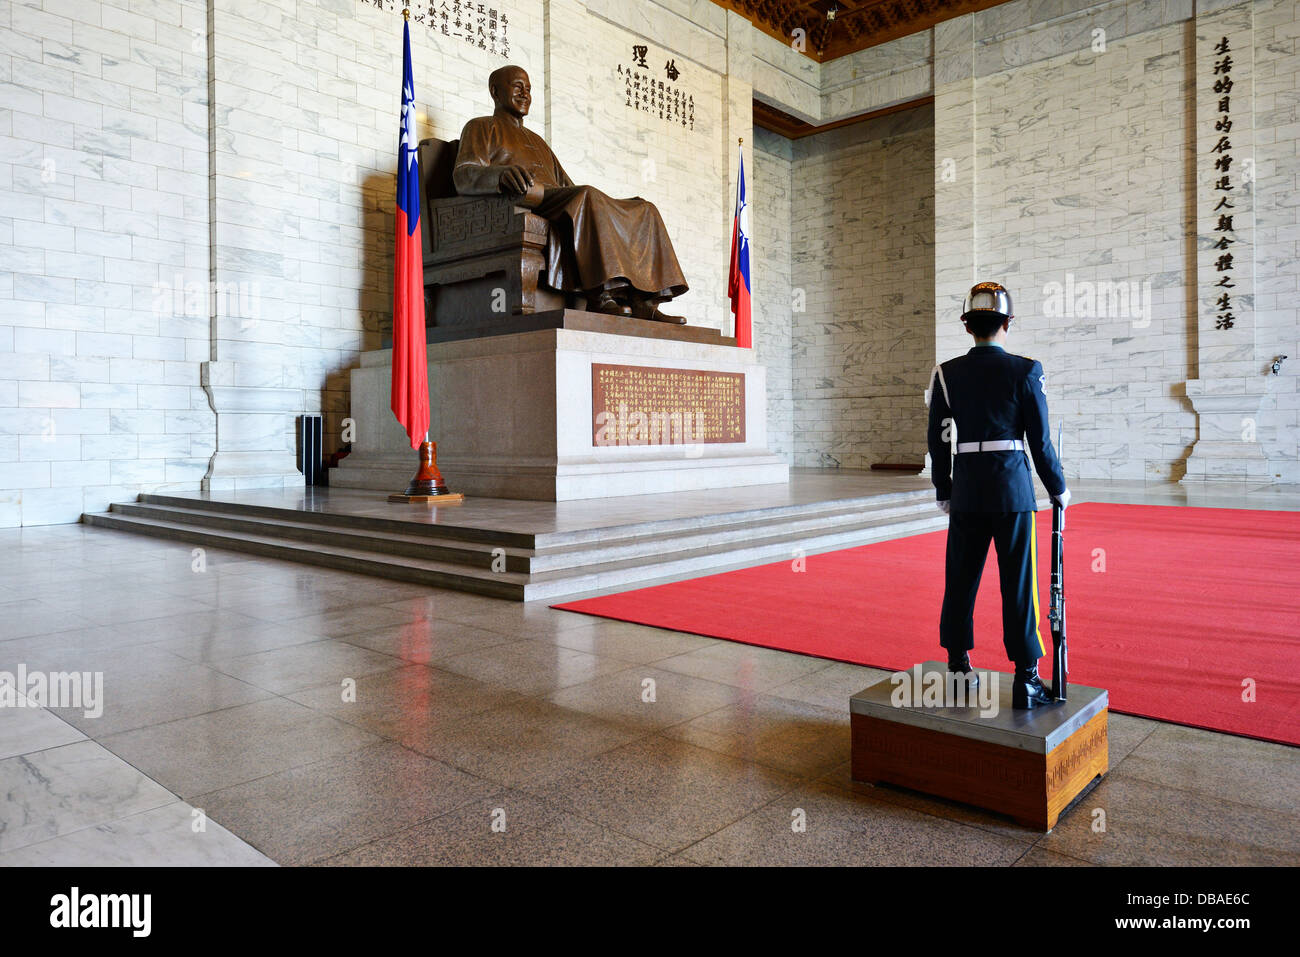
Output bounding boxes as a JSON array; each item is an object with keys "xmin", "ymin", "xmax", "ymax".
[{"xmin": 331, "ymin": 323, "xmax": 789, "ymax": 501}]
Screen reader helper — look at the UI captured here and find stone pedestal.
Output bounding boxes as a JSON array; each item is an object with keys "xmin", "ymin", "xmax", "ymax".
[
  {"xmin": 850, "ymin": 661, "xmax": 1109, "ymax": 831},
  {"xmin": 200, "ymin": 360, "xmax": 303, "ymax": 491},
  {"xmin": 331, "ymin": 317, "xmax": 789, "ymax": 501},
  {"xmin": 1182, "ymin": 378, "xmax": 1272, "ymax": 482}
]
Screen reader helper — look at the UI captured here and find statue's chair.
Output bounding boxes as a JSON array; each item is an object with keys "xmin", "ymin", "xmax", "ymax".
[{"xmin": 418, "ymin": 137, "xmax": 574, "ymax": 329}]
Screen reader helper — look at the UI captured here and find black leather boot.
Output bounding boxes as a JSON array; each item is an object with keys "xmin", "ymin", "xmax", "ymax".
[
  {"xmin": 1012, "ymin": 662, "xmax": 1056, "ymax": 709},
  {"xmin": 946, "ymin": 651, "xmax": 978, "ymax": 688}
]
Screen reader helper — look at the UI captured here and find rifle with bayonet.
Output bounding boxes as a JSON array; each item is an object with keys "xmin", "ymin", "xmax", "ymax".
[{"xmin": 1049, "ymin": 421, "xmax": 1067, "ymax": 701}]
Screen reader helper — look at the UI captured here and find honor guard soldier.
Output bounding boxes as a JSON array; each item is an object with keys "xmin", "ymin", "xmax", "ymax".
[{"xmin": 926, "ymin": 282, "xmax": 1070, "ymax": 709}]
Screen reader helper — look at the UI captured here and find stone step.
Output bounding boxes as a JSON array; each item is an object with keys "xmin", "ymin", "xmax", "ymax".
[
  {"xmin": 83, "ymin": 500, "xmax": 950, "ymax": 602},
  {"xmin": 136, "ymin": 486, "xmax": 937, "ymax": 552},
  {"xmin": 110, "ymin": 495, "xmax": 941, "ymax": 575},
  {"xmin": 82, "ymin": 511, "xmax": 530, "ymax": 600}
]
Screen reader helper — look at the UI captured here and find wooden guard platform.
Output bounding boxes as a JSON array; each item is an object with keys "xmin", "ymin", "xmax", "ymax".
[{"xmin": 850, "ymin": 661, "xmax": 1109, "ymax": 831}]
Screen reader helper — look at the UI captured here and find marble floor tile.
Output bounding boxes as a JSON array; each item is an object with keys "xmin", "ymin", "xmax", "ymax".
[
  {"xmin": 205, "ymin": 639, "xmax": 404, "ymax": 695},
  {"xmin": 1115, "ymin": 723, "xmax": 1300, "ymax": 814},
  {"xmin": 537, "ymin": 619, "xmax": 722, "ymax": 664},
  {"xmin": 286, "ymin": 663, "xmax": 525, "ymax": 744},
  {"xmin": 764, "ymin": 660, "xmax": 894, "ymax": 712},
  {"xmin": 271, "ymin": 602, "xmax": 420, "ymax": 638},
  {"xmin": 405, "ymin": 695, "xmax": 645, "ymax": 789},
  {"xmin": 547, "ymin": 664, "xmax": 754, "ymax": 732},
  {"xmin": 194, "ymin": 740, "xmax": 495, "ymax": 865},
  {"xmin": 99, "ymin": 697, "xmax": 381, "ymax": 799},
  {"xmin": 651, "ymin": 640, "xmax": 836, "ymax": 693},
  {"xmin": 653, "ymin": 853, "xmax": 702, "ymax": 866},
  {"xmin": 679, "ymin": 781, "xmax": 1027, "ymax": 866},
  {"xmin": 336, "ymin": 618, "xmax": 522, "ymax": 665},
  {"xmin": 659, "ymin": 693, "xmax": 851, "ymax": 779},
  {"xmin": 435, "ymin": 640, "xmax": 630, "ymax": 696},
  {"xmin": 0, "ymin": 599, "xmax": 97, "ymax": 642},
  {"xmin": 1107, "ymin": 711, "xmax": 1162, "ymax": 763},
  {"xmin": 1038, "ymin": 768, "xmax": 1300, "ymax": 866},
  {"xmin": 0, "ymin": 641, "xmax": 192, "ymax": 678},
  {"xmin": 0, "ymin": 801, "xmax": 277, "ymax": 867},
  {"xmin": 319, "ymin": 788, "xmax": 660, "ymax": 867},
  {"xmin": 39, "ymin": 593, "xmax": 216, "ymax": 627},
  {"xmin": 381, "ymin": 590, "xmax": 511, "ymax": 626},
  {"xmin": 1011, "ymin": 846, "xmax": 1094, "ymax": 866},
  {"xmin": 523, "ymin": 736, "xmax": 801, "ymax": 853},
  {"xmin": 77, "ymin": 608, "xmax": 269, "ymax": 645},
  {"xmin": 148, "ymin": 619, "xmax": 334, "ymax": 663},
  {"xmin": 48, "ymin": 661, "xmax": 272, "ymax": 737},
  {"xmin": 0, "ymin": 695, "xmax": 86, "ymax": 760},
  {"xmin": 0, "ymin": 739, "xmax": 176, "ymax": 852},
  {"xmin": 1, "ymin": 622, "xmax": 172, "ymax": 658}
]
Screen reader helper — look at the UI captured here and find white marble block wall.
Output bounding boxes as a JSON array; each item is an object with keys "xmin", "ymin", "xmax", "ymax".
[
  {"xmin": 1252, "ymin": 0, "xmax": 1300, "ymax": 482},
  {"xmin": 788, "ymin": 105, "xmax": 936, "ymax": 470},
  {"xmin": 752, "ymin": 126, "xmax": 794, "ymax": 460},
  {"xmin": 0, "ymin": 0, "xmax": 213, "ymax": 526}
]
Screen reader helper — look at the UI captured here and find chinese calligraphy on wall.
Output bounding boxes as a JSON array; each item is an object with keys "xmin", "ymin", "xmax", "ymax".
[
  {"xmin": 362, "ymin": 0, "xmax": 511, "ymax": 58},
  {"xmin": 1209, "ymin": 35, "xmax": 1235, "ymax": 331},
  {"xmin": 617, "ymin": 44, "xmax": 695, "ymax": 131}
]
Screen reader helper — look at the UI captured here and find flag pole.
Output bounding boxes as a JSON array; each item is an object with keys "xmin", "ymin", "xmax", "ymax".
[{"xmin": 388, "ymin": 7, "xmax": 461, "ymax": 505}]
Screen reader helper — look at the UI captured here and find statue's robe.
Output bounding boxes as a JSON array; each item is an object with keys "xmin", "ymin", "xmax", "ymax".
[{"xmin": 451, "ymin": 112, "xmax": 688, "ymax": 300}]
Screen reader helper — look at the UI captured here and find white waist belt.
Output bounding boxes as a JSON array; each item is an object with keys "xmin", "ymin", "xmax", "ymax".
[{"xmin": 955, "ymin": 439, "xmax": 1025, "ymax": 453}]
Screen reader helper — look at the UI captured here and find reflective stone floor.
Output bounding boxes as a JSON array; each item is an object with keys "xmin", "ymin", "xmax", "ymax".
[{"xmin": 1, "ymin": 473, "xmax": 1296, "ymax": 866}]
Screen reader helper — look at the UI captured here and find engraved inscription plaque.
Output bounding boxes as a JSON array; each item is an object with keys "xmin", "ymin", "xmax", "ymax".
[{"xmin": 592, "ymin": 363, "xmax": 745, "ymax": 446}]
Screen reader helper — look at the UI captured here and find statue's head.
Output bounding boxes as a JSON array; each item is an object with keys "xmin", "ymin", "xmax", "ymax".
[{"xmin": 489, "ymin": 65, "xmax": 531, "ymax": 118}]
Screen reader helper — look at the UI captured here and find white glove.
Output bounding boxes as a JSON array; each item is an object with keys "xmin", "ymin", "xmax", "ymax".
[
  {"xmin": 937, "ymin": 500, "xmax": 951, "ymax": 514},
  {"xmin": 1050, "ymin": 488, "xmax": 1071, "ymax": 509}
]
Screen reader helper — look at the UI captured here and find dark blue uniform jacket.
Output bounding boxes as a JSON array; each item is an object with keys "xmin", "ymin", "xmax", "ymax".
[{"xmin": 927, "ymin": 344, "xmax": 1067, "ymax": 513}]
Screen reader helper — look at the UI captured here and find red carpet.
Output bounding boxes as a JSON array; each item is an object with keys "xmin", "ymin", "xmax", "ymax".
[{"xmin": 555, "ymin": 503, "xmax": 1300, "ymax": 747}]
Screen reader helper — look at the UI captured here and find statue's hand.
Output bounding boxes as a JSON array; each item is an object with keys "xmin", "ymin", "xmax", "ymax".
[{"xmin": 497, "ymin": 165, "xmax": 535, "ymax": 196}]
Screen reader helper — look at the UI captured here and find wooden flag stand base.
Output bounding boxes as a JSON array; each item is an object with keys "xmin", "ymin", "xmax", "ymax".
[{"xmin": 388, "ymin": 439, "xmax": 465, "ymax": 505}]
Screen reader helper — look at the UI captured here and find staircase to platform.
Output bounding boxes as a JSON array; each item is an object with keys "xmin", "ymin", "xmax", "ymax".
[{"xmin": 83, "ymin": 487, "xmax": 949, "ymax": 602}]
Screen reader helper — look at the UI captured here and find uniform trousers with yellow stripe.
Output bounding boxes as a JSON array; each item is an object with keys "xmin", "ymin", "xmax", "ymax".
[{"xmin": 939, "ymin": 510, "xmax": 1046, "ymax": 665}]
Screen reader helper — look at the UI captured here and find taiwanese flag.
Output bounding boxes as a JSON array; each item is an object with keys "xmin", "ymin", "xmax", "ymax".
[
  {"xmin": 727, "ymin": 147, "xmax": 752, "ymax": 348},
  {"xmin": 390, "ymin": 19, "xmax": 428, "ymax": 450}
]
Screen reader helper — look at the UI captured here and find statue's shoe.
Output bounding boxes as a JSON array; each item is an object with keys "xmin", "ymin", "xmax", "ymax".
[
  {"xmin": 590, "ymin": 296, "xmax": 632, "ymax": 317},
  {"xmin": 631, "ymin": 301, "xmax": 687, "ymax": 324}
]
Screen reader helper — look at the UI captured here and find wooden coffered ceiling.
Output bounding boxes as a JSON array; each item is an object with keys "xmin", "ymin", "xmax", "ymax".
[{"xmin": 711, "ymin": 0, "xmax": 1015, "ymax": 62}]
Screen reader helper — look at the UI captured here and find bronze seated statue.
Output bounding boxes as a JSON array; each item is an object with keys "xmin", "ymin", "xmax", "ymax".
[{"xmin": 420, "ymin": 65, "xmax": 689, "ymax": 331}]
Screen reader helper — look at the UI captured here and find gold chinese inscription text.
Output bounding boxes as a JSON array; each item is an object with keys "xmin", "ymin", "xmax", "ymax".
[{"xmin": 591, "ymin": 363, "xmax": 746, "ymax": 446}]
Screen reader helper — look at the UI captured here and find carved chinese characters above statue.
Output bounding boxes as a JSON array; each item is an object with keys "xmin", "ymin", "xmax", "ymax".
[
  {"xmin": 363, "ymin": 0, "xmax": 512, "ymax": 59},
  {"xmin": 617, "ymin": 44, "xmax": 696, "ymax": 132}
]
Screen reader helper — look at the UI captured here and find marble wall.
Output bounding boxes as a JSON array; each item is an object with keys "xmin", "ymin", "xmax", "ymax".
[
  {"xmin": 788, "ymin": 105, "xmax": 935, "ymax": 470},
  {"xmin": 1, "ymin": 0, "xmax": 213, "ymax": 526},
  {"xmin": 752, "ymin": 126, "xmax": 793, "ymax": 459}
]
